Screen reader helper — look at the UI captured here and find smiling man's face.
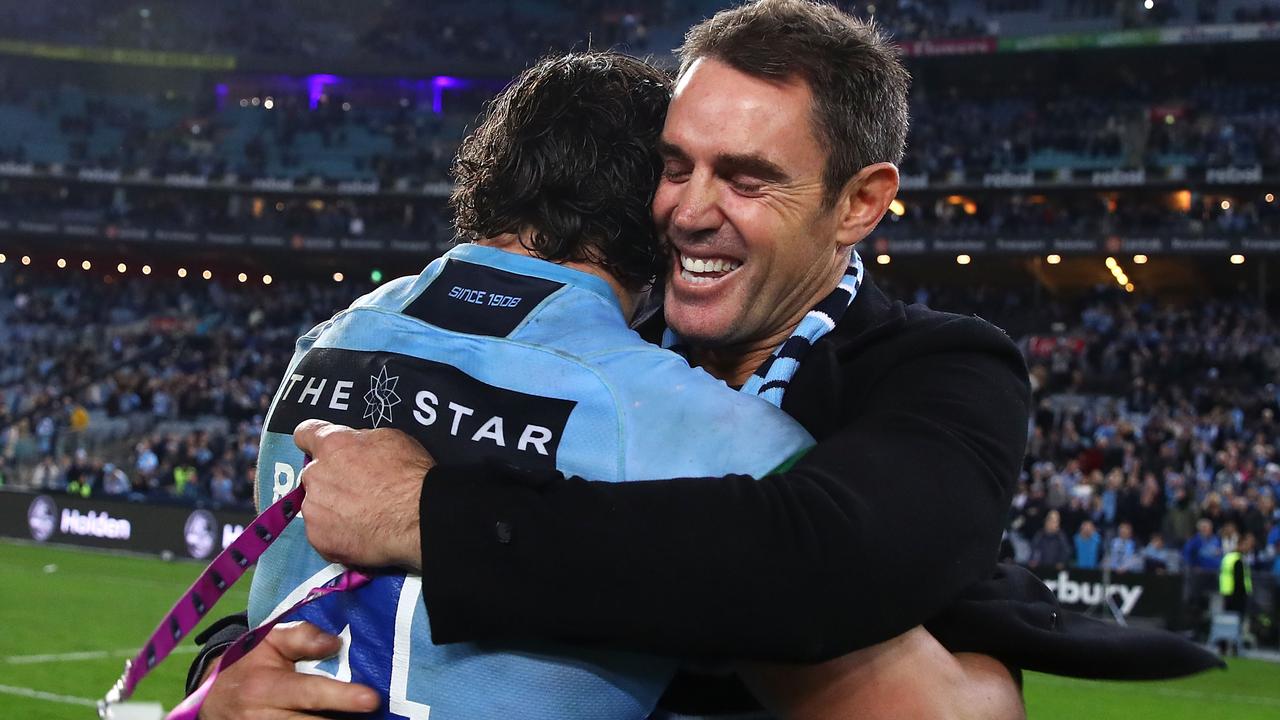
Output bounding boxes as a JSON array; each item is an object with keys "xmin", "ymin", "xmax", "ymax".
[{"xmin": 653, "ymin": 57, "xmax": 850, "ymax": 350}]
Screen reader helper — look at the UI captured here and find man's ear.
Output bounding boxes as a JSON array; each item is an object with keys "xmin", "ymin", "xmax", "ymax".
[{"xmin": 831, "ymin": 162, "xmax": 900, "ymax": 250}]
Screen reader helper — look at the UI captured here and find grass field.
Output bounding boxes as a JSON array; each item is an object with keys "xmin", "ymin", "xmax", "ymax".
[{"xmin": 2, "ymin": 541, "xmax": 1278, "ymax": 719}]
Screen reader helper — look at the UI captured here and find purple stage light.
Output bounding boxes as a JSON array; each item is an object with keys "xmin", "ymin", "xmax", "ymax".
[
  {"xmin": 307, "ymin": 74, "xmax": 341, "ymax": 109},
  {"xmin": 430, "ymin": 75, "xmax": 469, "ymax": 113}
]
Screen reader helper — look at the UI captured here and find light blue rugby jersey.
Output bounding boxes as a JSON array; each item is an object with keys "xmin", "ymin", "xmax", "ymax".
[{"xmin": 247, "ymin": 243, "xmax": 814, "ymax": 720}]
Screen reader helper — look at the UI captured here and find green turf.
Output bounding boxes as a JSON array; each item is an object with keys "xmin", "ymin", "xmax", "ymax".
[
  {"xmin": 0, "ymin": 540, "xmax": 252, "ymax": 719},
  {"xmin": 2, "ymin": 541, "xmax": 1279, "ymax": 718},
  {"xmin": 1024, "ymin": 661, "xmax": 1280, "ymax": 720}
]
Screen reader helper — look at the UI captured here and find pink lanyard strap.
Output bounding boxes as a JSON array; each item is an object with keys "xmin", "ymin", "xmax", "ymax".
[
  {"xmin": 98, "ymin": 484, "xmax": 372, "ymax": 719},
  {"xmin": 167, "ymin": 567, "xmax": 371, "ymax": 720}
]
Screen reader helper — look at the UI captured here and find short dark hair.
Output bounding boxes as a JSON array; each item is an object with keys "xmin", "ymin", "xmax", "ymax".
[
  {"xmin": 678, "ymin": 0, "xmax": 910, "ymax": 205},
  {"xmin": 450, "ymin": 52, "xmax": 672, "ymax": 289}
]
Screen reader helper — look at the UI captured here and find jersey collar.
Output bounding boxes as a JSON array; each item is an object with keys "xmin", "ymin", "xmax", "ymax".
[{"xmin": 442, "ymin": 243, "xmax": 623, "ymax": 314}]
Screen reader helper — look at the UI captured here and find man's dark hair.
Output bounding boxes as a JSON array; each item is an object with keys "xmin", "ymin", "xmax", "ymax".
[
  {"xmin": 678, "ymin": 0, "xmax": 910, "ymax": 205},
  {"xmin": 451, "ymin": 52, "xmax": 672, "ymax": 289}
]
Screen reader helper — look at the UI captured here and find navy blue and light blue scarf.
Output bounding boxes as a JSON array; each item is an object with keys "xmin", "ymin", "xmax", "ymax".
[{"xmin": 663, "ymin": 250, "xmax": 864, "ymax": 407}]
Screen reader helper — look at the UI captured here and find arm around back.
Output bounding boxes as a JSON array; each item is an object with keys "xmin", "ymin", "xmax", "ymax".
[{"xmin": 419, "ymin": 319, "xmax": 1030, "ymax": 662}]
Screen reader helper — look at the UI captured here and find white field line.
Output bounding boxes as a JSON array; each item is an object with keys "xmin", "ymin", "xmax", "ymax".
[
  {"xmin": 1031, "ymin": 674, "xmax": 1280, "ymax": 708},
  {"xmin": 0, "ymin": 683, "xmax": 97, "ymax": 707},
  {"xmin": 5, "ymin": 644, "xmax": 198, "ymax": 664}
]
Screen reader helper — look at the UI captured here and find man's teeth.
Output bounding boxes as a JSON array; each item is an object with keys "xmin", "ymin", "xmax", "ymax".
[{"xmin": 679, "ymin": 255, "xmax": 741, "ymax": 274}]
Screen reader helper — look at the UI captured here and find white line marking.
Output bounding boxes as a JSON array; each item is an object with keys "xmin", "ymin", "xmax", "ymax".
[
  {"xmin": 1031, "ymin": 675, "xmax": 1280, "ymax": 707},
  {"xmin": 0, "ymin": 683, "xmax": 97, "ymax": 707},
  {"xmin": 5, "ymin": 645, "xmax": 198, "ymax": 664}
]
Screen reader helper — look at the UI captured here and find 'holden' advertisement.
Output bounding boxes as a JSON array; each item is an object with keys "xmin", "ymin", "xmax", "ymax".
[{"xmin": 1, "ymin": 489, "xmax": 255, "ymax": 559}]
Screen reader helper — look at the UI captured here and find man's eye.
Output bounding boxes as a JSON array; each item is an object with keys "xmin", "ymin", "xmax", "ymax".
[
  {"xmin": 730, "ymin": 179, "xmax": 764, "ymax": 194},
  {"xmin": 662, "ymin": 166, "xmax": 690, "ymax": 182}
]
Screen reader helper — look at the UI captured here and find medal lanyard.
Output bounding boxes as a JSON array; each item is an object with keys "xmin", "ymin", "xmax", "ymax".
[{"xmin": 98, "ymin": 483, "xmax": 373, "ymax": 719}]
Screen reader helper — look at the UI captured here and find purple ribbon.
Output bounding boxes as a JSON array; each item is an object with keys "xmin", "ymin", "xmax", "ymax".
[{"xmin": 99, "ymin": 484, "xmax": 372, "ymax": 719}]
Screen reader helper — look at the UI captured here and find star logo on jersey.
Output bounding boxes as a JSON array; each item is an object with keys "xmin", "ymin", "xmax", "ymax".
[{"xmin": 363, "ymin": 366, "xmax": 401, "ymax": 428}]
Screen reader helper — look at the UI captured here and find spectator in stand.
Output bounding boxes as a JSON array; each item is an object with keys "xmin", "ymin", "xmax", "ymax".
[
  {"xmin": 1163, "ymin": 487, "xmax": 1198, "ymax": 547},
  {"xmin": 1184, "ymin": 518, "xmax": 1224, "ymax": 571},
  {"xmin": 1143, "ymin": 534, "xmax": 1174, "ymax": 574},
  {"xmin": 1106, "ymin": 521, "xmax": 1145, "ymax": 574},
  {"xmin": 210, "ymin": 464, "xmax": 235, "ymax": 505},
  {"xmin": 1031, "ymin": 509, "xmax": 1073, "ymax": 570},
  {"xmin": 1267, "ymin": 523, "xmax": 1280, "ymax": 576},
  {"xmin": 1074, "ymin": 519, "xmax": 1102, "ymax": 569},
  {"xmin": 1220, "ymin": 522, "xmax": 1243, "ymax": 554},
  {"xmin": 101, "ymin": 462, "xmax": 129, "ymax": 496},
  {"xmin": 1242, "ymin": 492, "xmax": 1272, "ymax": 541}
]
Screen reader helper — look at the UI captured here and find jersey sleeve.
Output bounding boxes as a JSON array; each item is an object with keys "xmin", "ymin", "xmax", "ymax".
[{"xmin": 613, "ymin": 352, "xmax": 815, "ymax": 481}]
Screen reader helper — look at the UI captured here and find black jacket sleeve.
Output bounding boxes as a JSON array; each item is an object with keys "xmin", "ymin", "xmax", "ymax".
[{"xmin": 418, "ymin": 344, "xmax": 1028, "ymax": 662}]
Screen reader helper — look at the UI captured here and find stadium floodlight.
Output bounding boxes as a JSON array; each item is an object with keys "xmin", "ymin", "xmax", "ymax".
[
  {"xmin": 0, "ymin": 253, "xmax": 5, "ymax": 264},
  {"xmin": 1105, "ymin": 257, "xmax": 1118, "ymax": 269},
  {"xmin": 1230, "ymin": 255, "xmax": 1245, "ymax": 265},
  {"xmin": 371, "ymin": 269, "xmax": 384, "ymax": 283},
  {"xmin": 202, "ymin": 270, "xmax": 213, "ymax": 280},
  {"xmin": 1125, "ymin": 283, "xmax": 1135, "ymax": 292},
  {"xmin": 1266, "ymin": 193, "xmax": 1275, "ymax": 203},
  {"xmin": 888, "ymin": 199, "xmax": 905, "ymax": 217},
  {"xmin": 1220, "ymin": 200, "xmax": 1231, "ymax": 210},
  {"xmin": 263, "ymin": 274, "xmax": 273, "ymax": 285},
  {"xmin": 1046, "ymin": 254, "xmax": 1061, "ymax": 265},
  {"xmin": 238, "ymin": 272, "xmax": 248, "ymax": 283},
  {"xmin": 333, "ymin": 272, "xmax": 345, "ymax": 282},
  {"xmin": 142, "ymin": 265, "xmax": 152, "ymax": 275},
  {"xmin": 1143, "ymin": 0, "xmax": 1154, "ymax": 9},
  {"xmin": 178, "ymin": 267, "xmax": 188, "ymax": 278},
  {"xmin": 57, "ymin": 258, "xmax": 67, "ymax": 268},
  {"xmin": 117, "ymin": 263, "xmax": 127, "ymax": 273},
  {"xmin": 82, "ymin": 260, "xmax": 92, "ymax": 270},
  {"xmin": 1133, "ymin": 255, "xmax": 1148, "ymax": 264},
  {"xmin": 955, "ymin": 254, "xmax": 971, "ymax": 265},
  {"xmin": 876, "ymin": 255, "xmax": 890, "ymax": 265},
  {"xmin": 21, "ymin": 255, "xmax": 30, "ymax": 265}
]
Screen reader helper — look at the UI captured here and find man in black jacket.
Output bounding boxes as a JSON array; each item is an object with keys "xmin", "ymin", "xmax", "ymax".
[
  {"xmin": 193, "ymin": 0, "xmax": 1219, "ymax": 716},
  {"xmin": 293, "ymin": 0, "xmax": 1021, "ymax": 669}
]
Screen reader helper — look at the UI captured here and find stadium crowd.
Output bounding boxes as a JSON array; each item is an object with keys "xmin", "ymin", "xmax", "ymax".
[
  {"xmin": 0, "ymin": 264, "xmax": 371, "ymax": 507},
  {"xmin": 0, "ymin": 1, "xmax": 672, "ymax": 65},
  {"xmin": 5, "ymin": 177, "xmax": 1276, "ymax": 248},
  {"xmin": 5, "ymin": 264, "xmax": 1279, "ymax": 587},
  {"xmin": 904, "ymin": 82, "xmax": 1280, "ymax": 177},
  {"xmin": 1001, "ymin": 288, "xmax": 1280, "ymax": 576},
  {"xmin": 881, "ymin": 192, "xmax": 1280, "ymax": 239},
  {"xmin": 1, "ymin": 0, "xmax": 1273, "ymax": 63},
  {"xmin": 0, "ymin": 71, "xmax": 1274, "ymax": 190}
]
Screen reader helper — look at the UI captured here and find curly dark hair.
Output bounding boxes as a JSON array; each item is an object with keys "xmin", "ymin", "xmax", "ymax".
[{"xmin": 450, "ymin": 52, "xmax": 673, "ymax": 290}]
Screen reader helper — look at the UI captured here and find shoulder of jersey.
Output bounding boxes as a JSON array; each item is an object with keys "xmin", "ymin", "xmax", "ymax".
[{"xmin": 349, "ymin": 274, "xmax": 425, "ymax": 312}]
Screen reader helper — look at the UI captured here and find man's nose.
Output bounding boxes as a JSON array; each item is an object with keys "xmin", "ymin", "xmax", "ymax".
[{"xmin": 671, "ymin": 172, "xmax": 723, "ymax": 235}]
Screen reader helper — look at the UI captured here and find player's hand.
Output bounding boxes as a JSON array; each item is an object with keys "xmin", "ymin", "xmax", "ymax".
[
  {"xmin": 198, "ymin": 622, "xmax": 379, "ymax": 719},
  {"xmin": 293, "ymin": 419, "xmax": 434, "ymax": 570}
]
